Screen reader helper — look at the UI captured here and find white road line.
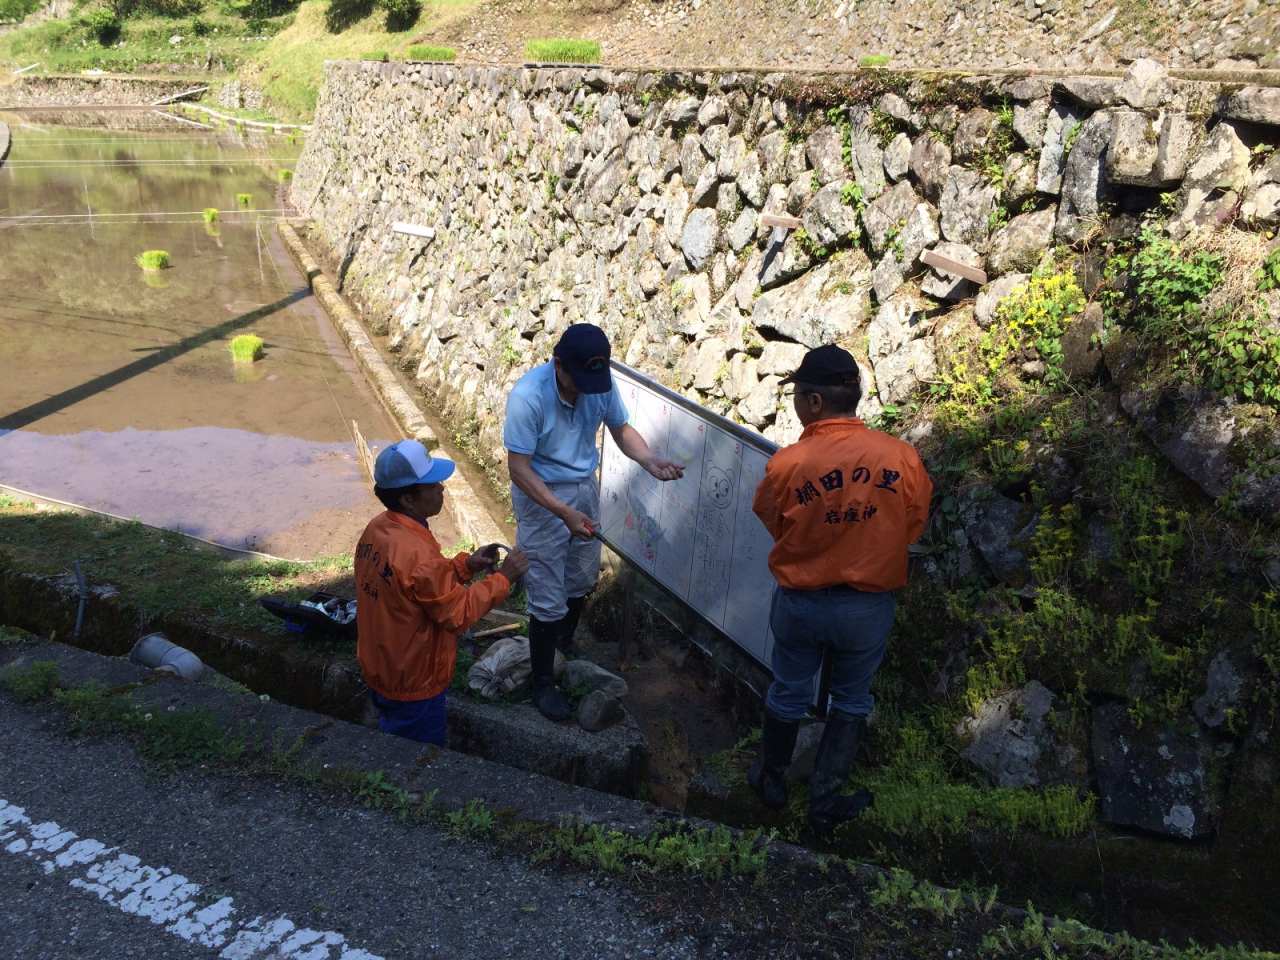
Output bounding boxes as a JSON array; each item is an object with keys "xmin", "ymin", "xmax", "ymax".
[{"xmin": 0, "ymin": 798, "xmax": 382, "ymax": 960}]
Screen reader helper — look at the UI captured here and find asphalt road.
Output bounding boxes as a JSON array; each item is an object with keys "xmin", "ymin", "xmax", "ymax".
[{"xmin": 0, "ymin": 696, "xmax": 701, "ymax": 960}]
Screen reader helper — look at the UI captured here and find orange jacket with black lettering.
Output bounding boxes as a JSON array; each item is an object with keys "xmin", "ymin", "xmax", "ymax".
[
  {"xmin": 355, "ymin": 511, "xmax": 511, "ymax": 702},
  {"xmin": 751, "ymin": 419, "xmax": 932, "ymax": 592}
]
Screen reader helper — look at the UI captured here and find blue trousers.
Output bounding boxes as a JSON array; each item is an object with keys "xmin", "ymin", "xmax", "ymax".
[
  {"xmin": 764, "ymin": 585, "xmax": 896, "ymax": 722},
  {"xmin": 370, "ymin": 688, "xmax": 447, "ymax": 746}
]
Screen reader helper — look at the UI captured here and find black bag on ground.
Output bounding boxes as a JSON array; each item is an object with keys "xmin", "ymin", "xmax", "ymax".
[{"xmin": 260, "ymin": 592, "xmax": 357, "ymax": 641}]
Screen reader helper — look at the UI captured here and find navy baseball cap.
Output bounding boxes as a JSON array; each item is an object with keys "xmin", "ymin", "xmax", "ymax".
[
  {"xmin": 781, "ymin": 344, "xmax": 861, "ymax": 386},
  {"xmin": 373, "ymin": 440, "xmax": 455, "ymax": 488},
  {"xmin": 553, "ymin": 323, "xmax": 613, "ymax": 394}
]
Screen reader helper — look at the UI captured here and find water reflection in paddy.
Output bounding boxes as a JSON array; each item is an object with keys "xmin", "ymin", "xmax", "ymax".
[{"xmin": 0, "ymin": 112, "xmax": 418, "ymax": 558}]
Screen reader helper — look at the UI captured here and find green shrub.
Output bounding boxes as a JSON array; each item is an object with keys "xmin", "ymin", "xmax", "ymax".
[
  {"xmin": 134, "ymin": 250, "xmax": 171, "ymax": 271},
  {"xmin": 202, "ymin": 207, "xmax": 220, "ymax": 223},
  {"xmin": 405, "ymin": 44, "xmax": 456, "ymax": 61},
  {"xmin": 277, "ymin": 169, "xmax": 293, "ymax": 182},
  {"xmin": 361, "ymin": 50, "xmax": 389, "ymax": 61},
  {"xmin": 524, "ymin": 39, "xmax": 601, "ymax": 64},
  {"xmin": 236, "ymin": 193, "xmax": 252, "ymax": 206},
  {"xmin": 80, "ymin": 7, "xmax": 119, "ymax": 44},
  {"xmin": 229, "ymin": 334, "xmax": 264, "ymax": 362},
  {"xmin": 0, "ymin": 0, "xmax": 41, "ymax": 23},
  {"xmin": 378, "ymin": 0, "xmax": 419, "ymax": 30},
  {"xmin": 860, "ymin": 54, "xmax": 891, "ymax": 67}
]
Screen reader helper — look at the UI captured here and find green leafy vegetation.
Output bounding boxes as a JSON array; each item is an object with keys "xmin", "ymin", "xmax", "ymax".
[
  {"xmin": 405, "ymin": 43, "xmax": 456, "ymax": 61},
  {"xmin": 228, "ymin": 333, "xmax": 265, "ymax": 362},
  {"xmin": 134, "ymin": 249, "xmax": 171, "ymax": 271},
  {"xmin": 278, "ymin": 168, "xmax": 293, "ymax": 182},
  {"xmin": 859, "ymin": 54, "xmax": 891, "ymax": 67},
  {"xmin": 360, "ymin": 49, "xmax": 388, "ymax": 60},
  {"xmin": 535, "ymin": 820, "xmax": 774, "ymax": 884},
  {"xmin": 202, "ymin": 207, "xmax": 221, "ymax": 223},
  {"xmin": 0, "ymin": 0, "xmax": 41, "ymax": 23},
  {"xmin": 236, "ymin": 192, "xmax": 253, "ymax": 206},
  {"xmin": 524, "ymin": 38, "xmax": 601, "ymax": 64},
  {"xmin": 0, "ymin": 498, "xmax": 353, "ymax": 636}
]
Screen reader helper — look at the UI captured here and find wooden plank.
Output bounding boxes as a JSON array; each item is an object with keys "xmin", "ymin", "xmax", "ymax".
[
  {"xmin": 392, "ymin": 221, "xmax": 437, "ymax": 240},
  {"xmin": 759, "ymin": 212, "xmax": 803, "ymax": 230},
  {"xmin": 921, "ymin": 249, "xmax": 988, "ymax": 286},
  {"xmin": 351, "ymin": 420, "xmax": 375, "ymax": 481}
]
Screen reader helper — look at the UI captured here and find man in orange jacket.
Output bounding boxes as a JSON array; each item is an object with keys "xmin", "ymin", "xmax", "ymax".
[
  {"xmin": 355, "ymin": 439, "xmax": 529, "ymax": 745},
  {"xmin": 750, "ymin": 345, "xmax": 932, "ymax": 832}
]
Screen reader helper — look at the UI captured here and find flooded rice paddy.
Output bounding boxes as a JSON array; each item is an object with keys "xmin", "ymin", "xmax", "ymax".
[{"xmin": 0, "ymin": 109, "xmax": 431, "ymax": 558}]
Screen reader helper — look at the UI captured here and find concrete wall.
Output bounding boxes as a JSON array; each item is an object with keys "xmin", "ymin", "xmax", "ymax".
[{"xmin": 292, "ymin": 60, "xmax": 1280, "ymax": 481}]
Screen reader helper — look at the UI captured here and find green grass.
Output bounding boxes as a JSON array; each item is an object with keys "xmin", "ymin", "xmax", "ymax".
[
  {"xmin": 236, "ymin": 193, "xmax": 253, "ymax": 206},
  {"xmin": 860, "ymin": 54, "xmax": 891, "ymax": 67},
  {"xmin": 278, "ymin": 169, "xmax": 293, "ymax": 182},
  {"xmin": 405, "ymin": 43, "xmax": 455, "ymax": 61},
  {"xmin": 229, "ymin": 333, "xmax": 264, "ymax": 363},
  {"xmin": 0, "ymin": 497, "xmax": 353, "ymax": 635},
  {"xmin": 202, "ymin": 207, "xmax": 220, "ymax": 224},
  {"xmin": 134, "ymin": 250, "xmax": 171, "ymax": 271},
  {"xmin": 524, "ymin": 38, "xmax": 600, "ymax": 64},
  {"xmin": 361, "ymin": 49, "xmax": 388, "ymax": 60}
]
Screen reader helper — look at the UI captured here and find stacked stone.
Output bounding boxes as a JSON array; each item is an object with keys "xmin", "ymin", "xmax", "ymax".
[{"xmin": 293, "ymin": 59, "xmax": 1279, "ymax": 482}]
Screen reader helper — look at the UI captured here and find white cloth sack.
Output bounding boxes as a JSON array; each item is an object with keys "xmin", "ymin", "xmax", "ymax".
[{"xmin": 466, "ymin": 637, "xmax": 564, "ymax": 700}]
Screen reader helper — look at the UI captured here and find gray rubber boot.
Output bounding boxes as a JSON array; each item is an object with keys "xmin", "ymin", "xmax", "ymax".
[
  {"xmin": 747, "ymin": 713, "xmax": 800, "ymax": 810},
  {"xmin": 528, "ymin": 617, "xmax": 571, "ymax": 721},
  {"xmin": 807, "ymin": 714, "xmax": 873, "ymax": 832}
]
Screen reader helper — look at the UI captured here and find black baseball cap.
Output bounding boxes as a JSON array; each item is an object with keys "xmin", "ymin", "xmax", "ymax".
[
  {"xmin": 553, "ymin": 323, "xmax": 613, "ymax": 394},
  {"xmin": 780, "ymin": 344, "xmax": 861, "ymax": 386}
]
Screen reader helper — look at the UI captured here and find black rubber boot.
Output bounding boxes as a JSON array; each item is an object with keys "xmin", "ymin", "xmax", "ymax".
[
  {"xmin": 747, "ymin": 713, "xmax": 800, "ymax": 811},
  {"xmin": 808, "ymin": 714, "xmax": 873, "ymax": 833},
  {"xmin": 528, "ymin": 617, "xmax": 571, "ymax": 721},
  {"xmin": 559, "ymin": 595, "xmax": 588, "ymax": 658}
]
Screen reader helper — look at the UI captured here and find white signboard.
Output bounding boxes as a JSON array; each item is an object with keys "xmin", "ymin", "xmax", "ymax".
[{"xmin": 598, "ymin": 361, "xmax": 780, "ymax": 669}]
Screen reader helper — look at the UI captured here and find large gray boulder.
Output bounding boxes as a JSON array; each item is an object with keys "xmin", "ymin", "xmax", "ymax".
[
  {"xmin": 940, "ymin": 166, "xmax": 998, "ymax": 252},
  {"xmin": 848, "ymin": 120, "xmax": 887, "ymax": 201},
  {"xmin": 1092, "ymin": 703, "xmax": 1221, "ymax": 839},
  {"xmin": 1013, "ymin": 99, "xmax": 1050, "ymax": 151},
  {"xmin": 898, "ymin": 202, "xmax": 941, "ymax": 272},
  {"xmin": 757, "ymin": 341, "xmax": 808, "ymax": 376},
  {"xmin": 680, "ymin": 133, "xmax": 708, "ymax": 187},
  {"xmin": 1036, "ymin": 104, "xmax": 1086, "ymax": 195},
  {"xmin": 801, "ymin": 181, "xmax": 861, "ymax": 249},
  {"xmin": 1243, "ymin": 151, "xmax": 1280, "ymax": 227},
  {"xmin": 988, "ymin": 209, "xmax": 1056, "ymax": 276},
  {"xmin": 1117, "ymin": 58, "xmax": 1173, "ymax": 111},
  {"xmin": 1193, "ymin": 651, "xmax": 1244, "ymax": 730},
  {"xmin": 952, "ymin": 107, "xmax": 997, "ymax": 165},
  {"xmin": 751, "ymin": 254, "xmax": 873, "ymax": 347},
  {"xmin": 1059, "ymin": 302, "xmax": 1106, "ymax": 381},
  {"xmin": 863, "ymin": 180, "xmax": 920, "ymax": 255},
  {"xmin": 1172, "ymin": 122, "xmax": 1252, "ymax": 237},
  {"xmin": 562, "ymin": 659, "xmax": 629, "ymax": 699},
  {"xmin": 807, "ymin": 124, "xmax": 847, "ymax": 185},
  {"xmin": 909, "ymin": 134, "xmax": 951, "ymax": 203},
  {"xmin": 883, "ymin": 133, "xmax": 912, "ymax": 183},
  {"xmin": 680, "ymin": 208, "xmax": 719, "ymax": 270},
  {"xmin": 958, "ymin": 681, "xmax": 1081, "ymax": 789},
  {"xmin": 974, "ymin": 272, "xmax": 1031, "ymax": 329},
  {"xmin": 1055, "ymin": 110, "xmax": 1115, "ymax": 245},
  {"xmin": 965, "ymin": 492, "xmax": 1038, "ymax": 588},
  {"xmin": 1219, "ymin": 86, "xmax": 1280, "ymax": 126}
]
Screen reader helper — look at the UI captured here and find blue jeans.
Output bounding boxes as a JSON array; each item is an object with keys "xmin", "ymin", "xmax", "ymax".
[
  {"xmin": 764, "ymin": 586, "xmax": 896, "ymax": 722},
  {"xmin": 370, "ymin": 688, "xmax": 447, "ymax": 746}
]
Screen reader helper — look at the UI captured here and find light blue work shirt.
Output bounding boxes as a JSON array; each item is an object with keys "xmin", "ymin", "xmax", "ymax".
[{"xmin": 503, "ymin": 362, "xmax": 629, "ymax": 483}]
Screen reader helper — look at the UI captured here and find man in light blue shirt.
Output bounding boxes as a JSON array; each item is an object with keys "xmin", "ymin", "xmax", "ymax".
[{"xmin": 505, "ymin": 323, "xmax": 684, "ymax": 720}]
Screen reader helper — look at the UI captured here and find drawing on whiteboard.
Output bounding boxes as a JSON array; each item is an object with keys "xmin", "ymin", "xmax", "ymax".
[
  {"xmin": 704, "ymin": 462, "xmax": 735, "ymax": 510},
  {"xmin": 622, "ymin": 494, "xmax": 662, "ymax": 564}
]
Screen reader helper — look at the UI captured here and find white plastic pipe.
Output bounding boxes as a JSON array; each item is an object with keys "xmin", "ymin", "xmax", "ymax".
[{"xmin": 129, "ymin": 632, "xmax": 205, "ymax": 681}]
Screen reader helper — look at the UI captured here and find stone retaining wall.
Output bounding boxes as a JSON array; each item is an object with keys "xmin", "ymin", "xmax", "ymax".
[
  {"xmin": 293, "ymin": 60, "xmax": 1280, "ymax": 480},
  {"xmin": 0, "ymin": 74, "xmax": 202, "ymax": 108}
]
